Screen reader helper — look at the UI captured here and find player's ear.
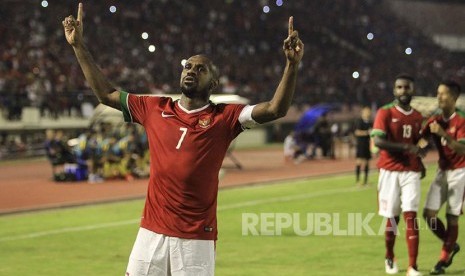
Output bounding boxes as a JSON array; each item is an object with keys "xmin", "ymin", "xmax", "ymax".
[{"xmin": 209, "ymin": 79, "xmax": 219, "ymax": 92}]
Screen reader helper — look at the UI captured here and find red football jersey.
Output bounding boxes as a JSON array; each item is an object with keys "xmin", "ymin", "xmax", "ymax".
[
  {"xmin": 120, "ymin": 92, "xmax": 245, "ymax": 240},
  {"xmin": 371, "ymin": 103, "xmax": 424, "ymax": 171},
  {"xmin": 422, "ymin": 110, "xmax": 465, "ymax": 170}
]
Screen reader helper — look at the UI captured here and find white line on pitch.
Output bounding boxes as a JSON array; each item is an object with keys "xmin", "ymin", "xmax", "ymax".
[
  {"xmin": 0, "ymin": 219, "xmax": 140, "ymax": 242},
  {"xmin": 0, "ymin": 187, "xmax": 363, "ymax": 242},
  {"xmin": 218, "ymin": 187, "xmax": 360, "ymax": 211}
]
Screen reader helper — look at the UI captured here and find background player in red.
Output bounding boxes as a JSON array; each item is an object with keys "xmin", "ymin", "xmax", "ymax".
[
  {"xmin": 63, "ymin": 3, "xmax": 304, "ymax": 276},
  {"xmin": 420, "ymin": 80, "xmax": 464, "ymax": 275},
  {"xmin": 370, "ymin": 74, "xmax": 425, "ymax": 276}
]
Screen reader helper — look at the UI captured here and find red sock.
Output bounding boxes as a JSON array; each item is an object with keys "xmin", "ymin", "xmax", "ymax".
[
  {"xmin": 385, "ymin": 216, "xmax": 399, "ymax": 259},
  {"xmin": 426, "ymin": 215, "xmax": 447, "ymax": 242},
  {"xmin": 440, "ymin": 223, "xmax": 459, "ymax": 261},
  {"xmin": 404, "ymin": 211, "xmax": 419, "ymax": 267}
]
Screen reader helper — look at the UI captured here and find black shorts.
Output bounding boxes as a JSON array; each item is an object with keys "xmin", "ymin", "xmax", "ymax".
[{"xmin": 356, "ymin": 142, "xmax": 371, "ymax": 159}]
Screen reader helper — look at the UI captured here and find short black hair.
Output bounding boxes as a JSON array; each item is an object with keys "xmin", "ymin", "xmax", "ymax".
[
  {"xmin": 440, "ymin": 79, "xmax": 461, "ymax": 99},
  {"xmin": 194, "ymin": 54, "xmax": 219, "ymax": 80},
  {"xmin": 395, "ymin": 73, "xmax": 415, "ymax": 83}
]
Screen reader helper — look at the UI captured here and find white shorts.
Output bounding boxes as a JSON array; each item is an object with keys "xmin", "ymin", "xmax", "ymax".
[
  {"xmin": 125, "ymin": 228, "xmax": 215, "ymax": 276},
  {"xmin": 377, "ymin": 169, "xmax": 421, "ymax": 217},
  {"xmin": 424, "ymin": 168, "xmax": 465, "ymax": 216}
]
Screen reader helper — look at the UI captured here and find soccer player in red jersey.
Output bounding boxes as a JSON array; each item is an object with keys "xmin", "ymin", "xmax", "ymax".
[
  {"xmin": 420, "ymin": 80, "xmax": 464, "ymax": 275},
  {"xmin": 371, "ymin": 74, "xmax": 425, "ymax": 276},
  {"xmin": 63, "ymin": 3, "xmax": 304, "ymax": 275}
]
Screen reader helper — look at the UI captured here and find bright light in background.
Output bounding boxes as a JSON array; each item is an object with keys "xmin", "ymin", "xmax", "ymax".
[
  {"xmin": 263, "ymin": 6, "xmax": 270, "ymax": 13},
  {"xmin": 148, "ymin": 45, "xmax": 156, "ymax": 52},
  {"xmin": 141, "ymin": 32, "xmax": 149, "ymax": 40},
  {"xmin": 366, "ymin": 32, "xmax": 374, "ymax": 40},
  {"xmin": 109, "ymin": 5, "xmax": 117, "ymax": 13},
  {"xmin": 181, "ymin": 59, "xmax": 187, "ymax": 67},
  {"xmin": 276, "ymin": 0, "xmax": 283, "ymax": 6},
  {"xmin": 405, "ymin": 47, "xmax": 412, "ymax": 55},
  {"xmin": 352, "ymin": 71, "xmax": 360, "ymax": 79},
  {"xmin": 41, "ymin": 0, "xmax": 48, "ymax": 7}
]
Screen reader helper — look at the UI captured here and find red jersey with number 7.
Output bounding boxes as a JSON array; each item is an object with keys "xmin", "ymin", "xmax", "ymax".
[
  {"xmin": 370, "ymin": 103, "xmax": 424, "ymax": 171},
  {"xmin": 421, "ymin": 110, "xmax": 465, "ymax": 170},
  {"xmin": 120, "ymin": 91, "xmax": 246, "ymax": 240}
]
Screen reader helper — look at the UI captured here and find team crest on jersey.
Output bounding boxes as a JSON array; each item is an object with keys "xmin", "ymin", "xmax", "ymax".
[
  {"xmin": 198, "ymin": 116, "xmax": 212, "ymax": 128},
  {"xmin": 450, "ymin": 126, "xmax": 456, "ymax": 133}
]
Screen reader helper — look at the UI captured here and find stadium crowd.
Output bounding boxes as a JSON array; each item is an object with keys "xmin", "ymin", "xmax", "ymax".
[
  {"xmin": 1, "ymin": 0, "xmax": 465, "ymax": 121},
  {"xmin": 2, "ymin": 0, "xmax": 465, "ymax": 170}
]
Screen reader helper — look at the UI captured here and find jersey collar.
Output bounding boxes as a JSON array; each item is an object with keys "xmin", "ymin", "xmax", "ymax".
[
  {"xmin": 177, "ymin": 100, "xmax": 211, "ymax": 114},
  {"xmin": 442, "ymin": 112, "xmax": 456, "ymax": 122},
  {"xmin": 395, "ymin": 105, "xmax": 414, "ymax": 115}
]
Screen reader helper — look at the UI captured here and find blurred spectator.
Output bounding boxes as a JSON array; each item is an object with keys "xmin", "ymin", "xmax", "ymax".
[
  {"xmin": 44, "ymin": 129, "xmax": 76, "ymax": 179},
  {"xmin": 283, "ymin": 131, "xmax": 304, "ymax": 163},
  {"xmin": 312, "ymin": 112, "xmax": 334, "ymax": 158}
]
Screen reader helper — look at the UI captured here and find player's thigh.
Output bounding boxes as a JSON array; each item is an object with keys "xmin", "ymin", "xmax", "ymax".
[
  {"xmin": 424, "ymin": 170, "xmax": 448, "ymax": 212},
  {"xmin": 126, "ymin": 228, "xmax": 169, "ymax": 276},
  {"xmin": 378, "ymin": 169, "xmax": 401, "ymax": 217},
  {"xmin": 399, "ymin": 171, "xmax": 421, "ymax": 212},
  {"xmin": 170, "ymin": 237, "xmax": 215, "ymax": 276},
  {"xmin": 446, "ymin": 168, "xmax": 465, "ymax": 216}
]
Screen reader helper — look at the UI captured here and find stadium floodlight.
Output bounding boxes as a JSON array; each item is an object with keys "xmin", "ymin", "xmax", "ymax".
[
  {"xmin": 41, "ymin": 1, "xmax": 48, "ymax": 8},
  {"xmin": 109, "ymin": 6, "xmax": 116, "ymax": 13},
  {"xmin": 352, "ymin": 71, "xmax": 360, "ymax": 79},
  {"xmin": 141, "ymin": 32, "xmax": 149, "ymax": 40},
  {"xmin": 405, "ymin": 47, "xmax": 412, "ymax": 55},
  {"xmin": 263, "ymin": 6, "xmax": 270, "ymax": 13},
  {"xmin": 367, "ymin": 33, "xmax": 374, "ymax": 40}
]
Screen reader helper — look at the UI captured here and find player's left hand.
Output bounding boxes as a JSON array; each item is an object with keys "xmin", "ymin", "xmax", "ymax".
[
  {"xmin": 62, "ymin": 2, "xmax": 84, "ymax": 47},
  {"xmin": 283, "ymin": 16, "xmax": 304, "ymax": 64}
]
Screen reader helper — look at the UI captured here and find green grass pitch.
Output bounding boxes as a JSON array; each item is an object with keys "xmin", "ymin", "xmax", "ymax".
[{"xmin": 0, "ymin": 163, "xmax": 464, "ymax": 275}]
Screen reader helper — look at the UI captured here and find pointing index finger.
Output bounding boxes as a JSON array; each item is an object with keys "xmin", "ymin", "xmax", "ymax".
[
  {"xmin": 288, "ymin": 16, "xmax": 293, "ymax": 36},
  {"xmin": 77, "ymin": 2, "xmax": 83, "ymax": 23}
]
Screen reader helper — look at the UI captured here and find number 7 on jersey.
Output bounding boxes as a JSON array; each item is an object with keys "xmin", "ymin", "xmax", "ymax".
[{"xmin": 176, "ymin": 127, "xmax": 188, "ymax": 149}]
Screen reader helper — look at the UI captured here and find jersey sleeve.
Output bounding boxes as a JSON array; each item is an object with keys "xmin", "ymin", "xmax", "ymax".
[
  {"xmin": 370, "ymin": 108, "xmax": 388, "ymax": 138},
  {"xmin": 238, "ymin": 105, "xmax": 259, "ymax": 129},
  {"xmin": 120, "ymin": 91, "xmax": 160, "ymax": 125},
  {"xmin": 456, "ymin": 119, "xmax": 465, "ymax": 144},
  {"xmin": 222, "ymin": 103, "xmax": 248, "ymax": 138}
]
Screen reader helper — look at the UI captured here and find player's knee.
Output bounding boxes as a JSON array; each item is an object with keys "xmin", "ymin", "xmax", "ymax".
[
  {"xmin": 422, "ymin": 208, "xmax": 435, "ymax": 220},
  {"xmin": 446, "ymin": 213, "xmax": 459, "ymax": 225}
]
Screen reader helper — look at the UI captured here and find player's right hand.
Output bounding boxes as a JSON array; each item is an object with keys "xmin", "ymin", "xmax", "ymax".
[
  {"xmin": 62, "ymin": 2, "xmax": 84, "ymax": 47},
  {"xmin": 429, "ymin": 120, "xmax": 447, "ymax": 137}
]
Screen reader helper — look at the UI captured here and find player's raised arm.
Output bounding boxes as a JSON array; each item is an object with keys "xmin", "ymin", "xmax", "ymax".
[
  {"xmin": 62, "ymin": 3, "xmax": 121, "ymax": 110},
  {"xmin": 251, "ymin": 16, "xmax": 304, "ymax": 124}
]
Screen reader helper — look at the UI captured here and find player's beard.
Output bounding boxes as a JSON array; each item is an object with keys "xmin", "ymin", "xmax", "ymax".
[
  {"xmin": 181, "ymin": 86, "xmax": 210, "ymax": 99},
  {"xmin": 396, "ymin": 94, "xmax": 412, "ymax": 106},
  {"xmin": 181, "ymin": 85, "xmax": 200, "ymax": 98}
]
